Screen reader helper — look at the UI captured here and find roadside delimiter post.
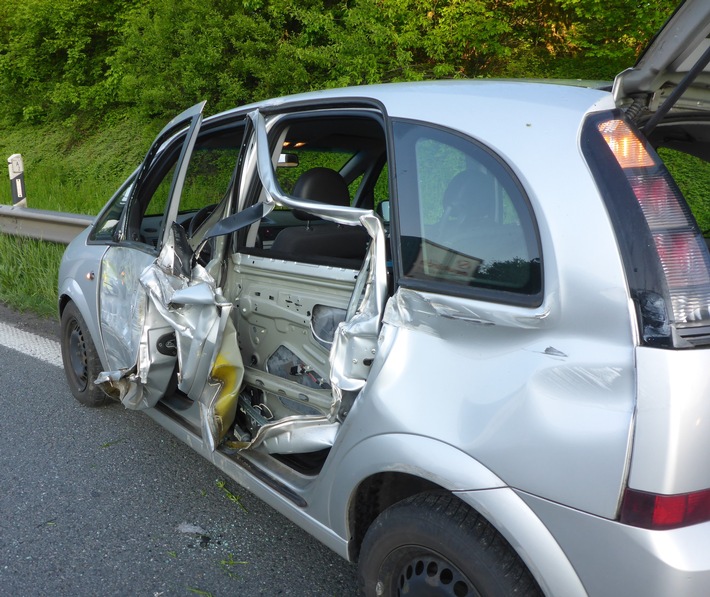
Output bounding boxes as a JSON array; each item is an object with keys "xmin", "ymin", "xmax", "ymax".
[{"xmin": 7, "ymin": 154, "xmax": 26, "ymax": 207}]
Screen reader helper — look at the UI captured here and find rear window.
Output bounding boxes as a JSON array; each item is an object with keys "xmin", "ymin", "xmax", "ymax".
[{"xmin": 392, "ymin": 120, "xmax": 542, "ymax": 305}]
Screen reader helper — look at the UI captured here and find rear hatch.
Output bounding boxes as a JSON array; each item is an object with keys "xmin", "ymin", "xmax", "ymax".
[
  {"xmin": 608, "ymin": 0, "xmax": 710, "ymax": 348},
  {"xmin": 600, "ymin": 0, "xmax": 710, "ymax": 529},
  {"xmin": 614, "ymin": 0, "xmax": 710, "ymax": 156}
]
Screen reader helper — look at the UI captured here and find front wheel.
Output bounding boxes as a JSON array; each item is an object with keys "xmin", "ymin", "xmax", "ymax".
[
  {"xmin": 358, "ymin": 492, "xmax": 542, "ymax": 597},
  {"xmin": 60, "ymin": 302, "xmax": 110, "ymax": 407}
]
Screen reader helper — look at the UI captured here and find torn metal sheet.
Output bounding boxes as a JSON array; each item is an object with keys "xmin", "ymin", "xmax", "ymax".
[
  {"xmin": 97, "ymin": 225, "xmax": 244, "ymax": 450},
  {"xmin": 330, "ymin": 212, "xmax": 387, "ymax": 394},
  {"xmin": 142, "ymin": 233, "xmax": 245, "ymax": 451},
  {"xmin": 97, "ymin": 245, "xmax": 178, "ymax": 409},
  {"xmin": 216, "ymin": 110, "xmax": 390, "ymax": 454},
  {"xmin": 383, "ymin": 287, "xmax": 551, "ymax": 333},
  {"xmin": 243, "ymin": 415, "xmax": 340, "ymax": 454}
]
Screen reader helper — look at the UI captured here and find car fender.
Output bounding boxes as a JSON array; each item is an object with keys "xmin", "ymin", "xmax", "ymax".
[
  {"xmin": 58, "ymin": 277, "xmax": 108, "ymax": 370},
  {"xmin": 58, "ymin": 235, "xmax": 109, "ymax": 370},
  {"xmin": 457, "ymin": 487, "xmax": 587, "ymax": 596},
  {"xmin": 318, "ymin": 433, "xmax": 585, "ymax": 596}
]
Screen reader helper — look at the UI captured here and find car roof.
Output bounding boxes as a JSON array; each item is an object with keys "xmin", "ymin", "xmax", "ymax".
[
  {"xmin": 201, "ymin": 80, "xmax": 617, "ymax": 211},
  {"xmin": 220, "ymin": 80, "xmax": 611, "ymax": 119},
  {"xmin": 210, "ymin": 80, "xmax": 615, "ymax": 156}
]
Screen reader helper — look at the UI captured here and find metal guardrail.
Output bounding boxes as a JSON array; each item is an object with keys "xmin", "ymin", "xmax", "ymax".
[{"xmin": 0, "ymin": 205, "xmax": 93, "ymax": 244}]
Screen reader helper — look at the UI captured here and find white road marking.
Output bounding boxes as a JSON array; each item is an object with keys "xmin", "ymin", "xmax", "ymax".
[{"xmin": 0, "ymin": 321, "xmax": 63, "ymax": 368}]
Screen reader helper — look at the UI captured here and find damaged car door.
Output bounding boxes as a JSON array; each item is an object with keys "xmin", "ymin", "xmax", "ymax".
[
  {"xmin": 214, "ymin": 108, "xmax": 389, "ymax": 457},
  {"xmin": 95, "ymin": 101, "xmax": 245, "ymax": 450}
]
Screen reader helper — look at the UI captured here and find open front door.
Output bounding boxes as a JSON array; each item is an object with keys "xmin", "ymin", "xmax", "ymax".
[{"xmin": 96, "ymin": 102, "xmax": 206, "ymax": 409}]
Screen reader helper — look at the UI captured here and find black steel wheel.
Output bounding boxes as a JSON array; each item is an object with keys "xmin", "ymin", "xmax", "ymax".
[
  {"xmin": 60, "ymin": 301, "xmax": 111, "ymax": 406},
  {"xmin": 358, "ymin": 492, "xmax": 542, "ymax": 597}
]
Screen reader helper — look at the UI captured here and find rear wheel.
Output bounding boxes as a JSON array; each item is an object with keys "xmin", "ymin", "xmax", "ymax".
[
  {"xmin": 60, "ymin": 302, "xmax": 110, "ymax": 407},
  {"xmin": 358, "ymin": 492, "xmax": 542, "ymax": 597}
]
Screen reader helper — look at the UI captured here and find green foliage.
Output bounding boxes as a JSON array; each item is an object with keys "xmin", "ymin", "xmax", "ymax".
[
  {"xmin": 0, "ymin": 0, "xmax": 133, "ymax": 123},
  {"xmin": 658, "ymin": 148, "xmax": 710, "ymax": 234},
  {"xmin": 0, "ymin": 0, "xmax": 676, "ymax": 122}
]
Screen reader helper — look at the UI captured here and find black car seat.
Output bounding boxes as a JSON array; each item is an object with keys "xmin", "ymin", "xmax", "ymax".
[{"xmin": 271, "ymin": 167, "xmax": 370, "ymax": 262}]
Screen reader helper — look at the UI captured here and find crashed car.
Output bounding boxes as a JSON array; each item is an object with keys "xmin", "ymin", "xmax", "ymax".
[{"xmin": 58, "ymin": 2, "xmax": 710, "ymax": 594}]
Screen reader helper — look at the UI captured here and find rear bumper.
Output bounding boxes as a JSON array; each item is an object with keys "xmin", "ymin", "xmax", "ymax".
[
  {"xmin": 520, "ymin": 491, "xmax": 710, "ymax": 596},
  {"xmin": 630, "ymin": 346, "xmax": 710, "ymax": 494}
]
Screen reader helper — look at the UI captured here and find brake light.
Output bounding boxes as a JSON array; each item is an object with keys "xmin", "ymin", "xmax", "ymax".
[
  {"xmin": 654, "ymin": 230, "xmax": 710, "ymax": 289},
  {"xmin": 620, "ymin": 487, "xmax": 710, "ymax": 530},
  {"xmin": 598, "ymin": 118, "xmax": 710, "ymax": 334}
]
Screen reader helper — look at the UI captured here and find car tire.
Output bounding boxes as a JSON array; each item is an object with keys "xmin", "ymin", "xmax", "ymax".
[
  {"xmin": 60, "ymin": 301, "xmax": 111, "ymax": 407},
  {"xmin": 358, "ymin": 491, "xmax": 542, "ymax": 597}
]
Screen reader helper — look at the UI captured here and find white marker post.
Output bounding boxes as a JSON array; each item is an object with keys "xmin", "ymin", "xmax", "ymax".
[{"xmin": 7, "ymin": 153, "xmax": 26, "ymax": 207}]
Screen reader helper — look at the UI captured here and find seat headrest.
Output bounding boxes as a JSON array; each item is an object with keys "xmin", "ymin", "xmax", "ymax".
[
  {"xmin": 442, "ymin": 168, "xmax": 496, "ymax": 222},
  {"xmin": 292, "ymin": 167, "xmax": 350, "ymax": 220}
]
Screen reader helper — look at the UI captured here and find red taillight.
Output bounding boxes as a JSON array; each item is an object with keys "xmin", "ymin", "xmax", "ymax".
[
  {"xmin": 599, "ymin": 119, "xmax": 710, "ymax": 329},
  {"xmin": 620, "ymin": 487, "xmax": 710, "ymax": 530},
  {"xmin": 628, "ymin": 174, "xmax": 686, "ymax": 229},
  {"xmin": 653, "ymin": 230, "xmax": 710, "ymax": 289}
]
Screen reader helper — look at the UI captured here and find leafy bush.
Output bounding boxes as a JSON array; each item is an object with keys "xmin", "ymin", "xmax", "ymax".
[{"xmin": 0, "ymin": 0, "xmax": 673, "ymax": 123}]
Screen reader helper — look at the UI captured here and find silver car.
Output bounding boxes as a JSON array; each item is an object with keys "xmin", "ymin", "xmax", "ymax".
[{"xmin": 58, "ymin": 2, "xmax": 710, "ymax": 594}]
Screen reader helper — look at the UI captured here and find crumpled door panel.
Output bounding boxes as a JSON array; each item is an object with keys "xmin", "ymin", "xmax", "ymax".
[
  {"xmin": 96, "ymin": 246, "xmax": 177, "ymax": 409},
  {"xmin": 97, "ymin": 225, "xmax": 245, "ymax": 451}
]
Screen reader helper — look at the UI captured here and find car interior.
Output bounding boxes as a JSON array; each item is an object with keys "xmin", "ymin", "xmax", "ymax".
[{"xmin": 134, "ymin": 110, "xmax": 391, "ymax": 474}]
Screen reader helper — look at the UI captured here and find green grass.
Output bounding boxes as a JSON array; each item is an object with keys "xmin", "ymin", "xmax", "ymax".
[
  {"xmin": 0, "ymin": 116, "xmax": 159, "ymax": 214},
  {"xmin": 0, "ymin": 116, "xmax": 161, "ymax": 316},
  {"xmin": 0, "ymin": 233, "xmax": 65, "ymax": 317},
  {"xmin": 215, "ymin": 479, "xmax": 248, "ymax": 512}
]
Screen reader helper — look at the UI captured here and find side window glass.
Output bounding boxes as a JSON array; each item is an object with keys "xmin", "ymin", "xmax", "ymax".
[
  {"xmin": 136, "ymin": 159, "xmax": 177, "ymax": 247},
  {"xmin": 143, "ymin": 146, "xmax": 241, "ymax": 220},
  {"xmin": 178, "ymin": 147, "xmax": 240, "ymax": 213},
  {"xmin": 393, "ymin": 121, "xmax": 541, "ymax": 301},
  {"xmin": 91, "ymin": 179, "xmax": 133, "ymax": 242},
  {"xmin": 130, "ymin": 138, "xmax": 242, "ymax": 247},
  {"xmin": 144, "ymin": 162, "xmax": 176, "ymax": 217},
  {"xmin": 373, "ymin": 164, "xmax": 389, "ymax": 208}
]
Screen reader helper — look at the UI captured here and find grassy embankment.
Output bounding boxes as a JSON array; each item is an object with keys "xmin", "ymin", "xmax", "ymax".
[
  {"xmin": 1, "ymin": 119, "xmax": 710, "ymax": 320},
  {"xmin": 0, "ymin": 117, "xmax": 159, "ymax": 318}
]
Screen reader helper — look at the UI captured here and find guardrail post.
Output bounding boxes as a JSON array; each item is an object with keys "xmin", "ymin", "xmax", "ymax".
[{"xmin": 7, "ymin": 154, "xmax": 26, "ymax": 207}]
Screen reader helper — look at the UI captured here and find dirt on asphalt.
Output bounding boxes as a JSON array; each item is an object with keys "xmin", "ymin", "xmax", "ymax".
[{"xmin": 0, "ymin": 302, "xmax": 60, "ymax": 341}]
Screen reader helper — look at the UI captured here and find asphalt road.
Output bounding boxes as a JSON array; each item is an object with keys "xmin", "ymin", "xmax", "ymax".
[{"xmin": 0, "ymin": 312, "xmax": 359, "ymax": 596}]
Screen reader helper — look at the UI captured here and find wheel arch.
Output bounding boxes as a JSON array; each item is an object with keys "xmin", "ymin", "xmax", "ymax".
[
  {"xmin": 348, "ymin": 471, "xmax": 441, "ymax": 561},
  {"xmin": 329, "ymin": 433, "xmax": 586, "ymax": 596},
  {"xmin": 327, "ymin": 433, "xmax": 504, "ymax": 560},
  {"xmin": 58, "ymin": 279, "xmax": 107, "ymax": 370}
]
